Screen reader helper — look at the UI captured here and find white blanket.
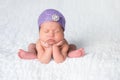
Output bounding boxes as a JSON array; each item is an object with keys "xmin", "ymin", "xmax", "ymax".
[{"xmin": 0, "ymin": 0, "xmax": 120, "ymax": 80}]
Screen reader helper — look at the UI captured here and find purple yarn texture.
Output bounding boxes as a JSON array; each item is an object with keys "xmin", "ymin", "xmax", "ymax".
[{"xmin": 38, "ymin": 9, "xmax": 66, "ymax": 30}]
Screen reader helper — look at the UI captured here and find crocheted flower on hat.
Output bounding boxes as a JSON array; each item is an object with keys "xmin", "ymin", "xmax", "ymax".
[{"xmin": 52, "ymin": 14, "xmax": 60, "ymax": 21}]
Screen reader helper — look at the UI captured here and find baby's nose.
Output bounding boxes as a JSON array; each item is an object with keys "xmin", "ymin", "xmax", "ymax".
[{"xmin": 48, "ymin": 31, "xmax": 54, "ymax": 37}]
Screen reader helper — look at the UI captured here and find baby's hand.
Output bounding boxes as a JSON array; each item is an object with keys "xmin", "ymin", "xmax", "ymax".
[
  {"xmin": 40, "ymin": 40, "xmax": 50, "ymax": 48},
  {"xmin": 56, "ymin": 40, "xmax": 65, "ymax": 47}
]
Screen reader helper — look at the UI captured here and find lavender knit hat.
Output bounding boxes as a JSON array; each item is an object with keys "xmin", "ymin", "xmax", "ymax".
[{"xmin": 38, "ymin": 9, "xmax": 66, "ymax": 30}]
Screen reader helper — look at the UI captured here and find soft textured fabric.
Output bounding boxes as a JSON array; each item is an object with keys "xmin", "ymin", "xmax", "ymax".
[{"xmin": 38, "ymin": 9, "xmax": 65, "ymax": 30}]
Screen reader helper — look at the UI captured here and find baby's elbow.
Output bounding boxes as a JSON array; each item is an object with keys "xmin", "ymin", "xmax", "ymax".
[
  {"xmin": 55, "ymin": 57, "xmax": 66, "ymax": 63},
  {"xmin": 38, "ymin": 58, "xmax": 50, "ymax": 64},
  {"xmin": 40, "ymin": 60, "xmax": 50, "ymax": 64}
]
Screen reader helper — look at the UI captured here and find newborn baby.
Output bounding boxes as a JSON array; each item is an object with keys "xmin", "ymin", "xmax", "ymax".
[{"xmin": 18, "ymin": 9, "xmax": 84, "ymax": 64}]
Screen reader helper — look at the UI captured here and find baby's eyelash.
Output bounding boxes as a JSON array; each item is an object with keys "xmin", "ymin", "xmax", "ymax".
[
  {"xmin": 44, "ymin": 30, "xmax": 49, "ymax": 33},
  {"xmin": 55, "ymin": 30, "xmax": 60, "ymax": 33}
]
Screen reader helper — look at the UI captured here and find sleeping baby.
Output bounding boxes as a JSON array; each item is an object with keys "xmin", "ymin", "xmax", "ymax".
[{"xmin": 18, "ymin": 9, "xmax": 84, "ymax": 64}]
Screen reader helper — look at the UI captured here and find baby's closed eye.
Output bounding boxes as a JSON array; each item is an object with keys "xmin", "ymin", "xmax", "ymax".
[
  {"xmin": 55, "ymin": 30, "xmax": 60, "ymax": 33},
  {"xmin": 44, "ymin": 30, "xmax": 49, "ymax": 33}
]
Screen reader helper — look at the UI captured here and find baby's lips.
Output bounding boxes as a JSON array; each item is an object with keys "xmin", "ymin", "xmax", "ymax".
[
  {"xmin": 47, "ymin": 39, "xmax": 55, "ymax": 42},
  {"xmin": 46, "ymin": 39, "xmax": 56, "ymax": 45}
]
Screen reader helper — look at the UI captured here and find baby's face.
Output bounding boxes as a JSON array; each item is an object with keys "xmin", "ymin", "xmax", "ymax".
[{"xmin": 39, "ymin": 22, "xmax": 64, "ymax": 45}]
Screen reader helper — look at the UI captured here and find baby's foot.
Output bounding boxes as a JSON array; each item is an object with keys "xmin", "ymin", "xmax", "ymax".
[
  {"xmin": 18, "ymin": 49, "xmax": 37, "ymax": 59},
  {"xmin": 68, "ymin": 48, "xmax": 85, "ymax": 58}
]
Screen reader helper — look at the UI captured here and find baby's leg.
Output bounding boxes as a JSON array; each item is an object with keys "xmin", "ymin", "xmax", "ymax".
[
  {"xmin": 18, "ymin": 43, "xmax": 37, "ymax": 59},
  {"xmin": 28, "ymin": 43, "xmax": 37, "ymax": 54},
  {"xmin": 68, "ymin": 44, "xmax": 85, "ymax": 58}
]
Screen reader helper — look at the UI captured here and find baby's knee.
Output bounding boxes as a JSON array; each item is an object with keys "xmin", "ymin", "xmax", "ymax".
[{"xmin": 28, "ymin": 43, "xmax": 36, "ymax": 48}]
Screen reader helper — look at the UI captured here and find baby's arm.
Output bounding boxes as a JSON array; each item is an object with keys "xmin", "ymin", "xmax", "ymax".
[
  {"xmin": 53, "ymin": 40, "xmax": 69, "ymax": 63},
  {"xmin": 36, "ymin": 40, "xmax": 52, "ymax": 64}
]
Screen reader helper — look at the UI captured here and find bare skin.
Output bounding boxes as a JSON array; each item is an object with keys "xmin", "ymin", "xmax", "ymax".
[{"xmin": 18, "ymin": 22, "xmax": 84, "ymax": 64}]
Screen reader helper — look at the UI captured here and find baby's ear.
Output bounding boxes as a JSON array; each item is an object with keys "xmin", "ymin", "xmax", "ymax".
[
  {"xmin": 61, "ymin": 27, "xmax": 64, "ymax": 31},
  {"xmin": 39, "ymin": 27, "xmax": 41, "ymax": 31}
]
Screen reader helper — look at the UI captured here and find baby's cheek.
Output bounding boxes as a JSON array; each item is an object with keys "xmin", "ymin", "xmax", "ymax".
[
  {"xmin": 55, "ymin": 34, "xmax": 64, "ymax": 41},
  {"xmin": 40, "ymin": 35, "xmax": 46, "ymax": 40}
]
